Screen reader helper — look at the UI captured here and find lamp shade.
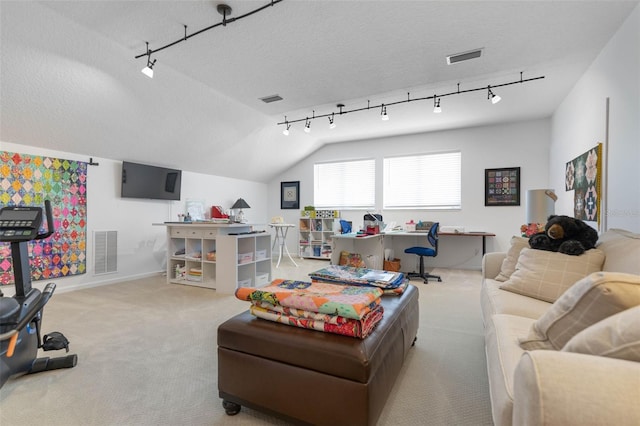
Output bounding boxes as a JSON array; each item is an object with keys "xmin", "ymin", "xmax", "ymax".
[
  {"xmin": 231, "ymin": 198, "xmax": 250, "ymax": 210},
  {"xmin": 526, "ymin": 189, "xmax": 556, "ymax": 223}
]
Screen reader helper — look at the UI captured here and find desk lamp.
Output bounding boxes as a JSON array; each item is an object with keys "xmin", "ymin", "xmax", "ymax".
[{"xmin": 231, "ymin": 198, "xmax": 250, "ymax": 223}]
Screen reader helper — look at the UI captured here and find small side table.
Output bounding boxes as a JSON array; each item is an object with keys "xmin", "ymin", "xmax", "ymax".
[{"xmin": 269, "ymin": 223, "xmax": 298, "ymax": 268}]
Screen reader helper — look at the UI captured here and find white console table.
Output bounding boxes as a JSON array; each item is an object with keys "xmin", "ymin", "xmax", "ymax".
[{"xmin": 160, "ymin": 222, "xmax": 271, "ymax": 294}]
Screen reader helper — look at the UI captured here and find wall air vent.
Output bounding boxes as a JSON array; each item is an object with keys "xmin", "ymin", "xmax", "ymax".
[
  {"xmin": 94, "ymin": 230, "xmax": 117, "ymax": 275},
  {"xmin": 259, "ymin": 94, "xmax": 283, "ymax": 103},
  {"xmin": 447, "ymin": 48, "xmax": 483, "ymax": 65}
]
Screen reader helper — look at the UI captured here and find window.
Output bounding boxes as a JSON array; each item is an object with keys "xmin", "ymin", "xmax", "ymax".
[
  {"xmin": 383, "ymin": 151, "xmax": 461, "ymax": 209},
  {"xmin": 314, "ymin": 159, "xmax": 375, "ymax": 209}
]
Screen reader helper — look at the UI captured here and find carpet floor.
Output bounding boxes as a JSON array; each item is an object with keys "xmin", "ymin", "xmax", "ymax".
[{"xmin": 0, "ymin": 259, "xmax": 493, "ymax": 425}]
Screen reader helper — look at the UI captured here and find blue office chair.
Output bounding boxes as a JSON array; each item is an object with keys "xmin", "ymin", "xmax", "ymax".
[{"xmin": 404, "ymin": 222, "xmax": 442, "ymax": 283}]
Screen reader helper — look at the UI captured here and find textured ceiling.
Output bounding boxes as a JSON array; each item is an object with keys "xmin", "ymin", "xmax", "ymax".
[{"xmin": 1, "ymin": 1, "xmax": 638, "ymax": 182}]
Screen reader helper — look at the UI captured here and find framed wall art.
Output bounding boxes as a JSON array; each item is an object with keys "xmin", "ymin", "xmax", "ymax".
[
  {"xmin": 485, "ymin": 167, "xmax": 521, "ymax": 206},
  {"xmin": 280, "ymin": 181, "xmax": 300, "ymax": 209}
]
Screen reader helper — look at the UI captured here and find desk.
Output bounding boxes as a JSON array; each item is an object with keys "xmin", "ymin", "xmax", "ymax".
[
  {"xmin": 331, "ymin": 231, "xmax": 495, "ymax": 270},
  {"xmin": 439, "ymin": 232, "xmax": 495, "ymax": 255},
  {"xmin": 269, "ymin": 223, "xmax": 298, "ymax": 268}
]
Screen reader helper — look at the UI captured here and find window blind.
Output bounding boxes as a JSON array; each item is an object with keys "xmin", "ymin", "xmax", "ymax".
[
  {"xmin": 314, "ymin": 159, "xmax": 375, "ymax": 209},
  {"xmin": 383, "ymin": 151, "xmax": 461, "ymax": 209}
]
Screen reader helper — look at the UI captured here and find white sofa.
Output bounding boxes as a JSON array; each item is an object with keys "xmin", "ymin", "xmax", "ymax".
[{"xmin": 481, "ymin": 228, "xmax": 640, "ymax": 426}]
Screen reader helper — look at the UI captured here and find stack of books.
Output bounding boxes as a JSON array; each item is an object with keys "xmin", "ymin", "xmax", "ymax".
[{"xmin": 186, "ymin": 267, "xmax": 202, "ymax": 282}]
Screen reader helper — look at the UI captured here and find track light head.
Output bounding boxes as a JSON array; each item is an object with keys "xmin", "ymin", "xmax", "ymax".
[
  {"xmin": 283, "ymin": 123, "xmax": 290, "ymax": 136},
  {"xmin": 141, "ymin": 42, "xmax": 156, "ymax": 78},
  {"xmin": 433, "ymin": 98, "xmax": 442, "ymax": 113},
  {"xmin": 328, "ymin": 114, "xmax": 336, "ymax": 129},
  {"xmin": 304, "ymin": 120, "xmax": 311, "ymax": 133},
  {"xmin": 381, "ymin": 105, "xmax": 389, "ymax": 121},
  {"xmin": 141, "ymin": 58, "xmax": 156, "ymax": 78},
  {"xmin": 488, "ymin": 87, "xmax": 501, "ymax": 104}
]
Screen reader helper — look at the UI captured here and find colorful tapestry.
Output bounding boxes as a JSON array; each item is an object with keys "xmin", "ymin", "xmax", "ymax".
[
  {"xmin": 250, "ymin": 302, "xmax": 384, "ymax": 339},
  {"xmin": 0, "ymin": 151, "xmax": 87, "ymax": 285},
  {"xmin": 565, "ymin": 144, "xmax": 602, "ymax": 224},
  {"xmin": 235, "ymin": 279, "xmax": 382, "ymax": 320}
]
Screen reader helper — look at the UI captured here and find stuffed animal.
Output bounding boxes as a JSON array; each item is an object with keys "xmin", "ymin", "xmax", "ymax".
[{"xmin": 528, "ymin": 215, "xmax": 598, "ymax": 256}]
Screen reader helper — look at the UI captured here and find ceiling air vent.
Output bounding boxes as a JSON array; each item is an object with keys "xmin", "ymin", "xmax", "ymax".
[
  {"xmin": 446, "ymin": 48, "xmax": 483, "ymax": 65},
  {"xmin": 259, "ymin": 94, "xmax": 283, "ymax": 103}
]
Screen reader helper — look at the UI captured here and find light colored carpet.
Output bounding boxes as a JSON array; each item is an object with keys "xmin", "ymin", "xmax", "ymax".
[{"xmin": 0, "ymin": 259, "xmax": 493, "ymax": 425}]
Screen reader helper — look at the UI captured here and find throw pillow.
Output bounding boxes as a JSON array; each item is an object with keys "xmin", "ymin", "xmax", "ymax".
[
  {"xmin": 499, "ymin": 248, "xmax": 605, "ymax": 303},
  {"xmin": 561, "ymin": 305, "xmax": 640, "ymax": 362},
  {"xmin": 519, "ymin": 271, "xmax": 640, "ymax": 350},
  {"xmin": 495, "ymin": 236, "xmax": 530, "ymax": 282}
]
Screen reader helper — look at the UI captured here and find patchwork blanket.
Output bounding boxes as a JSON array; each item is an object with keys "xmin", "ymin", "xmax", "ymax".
[
  {"xmin": 249, "ymin": 301, "xmax": 384, "ymax": 339},
  {"xmin": 235, "ymin": 279, "xmax": 382, "ymax": 320},
  {"xmin": 308, "ymin": 265, "xmax": 407, "ymax": 294}
]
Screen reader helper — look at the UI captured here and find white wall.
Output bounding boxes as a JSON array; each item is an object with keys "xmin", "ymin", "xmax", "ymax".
[
  {"xmin": 1, "ymin": 142, "xmax": 268, "ymax": 293},
  {"xmin": 551, "ymin": 5, "xmax": 639, "ymax": 232},
  {"xmin": 269, "ymin": 118, "xmax": 551, "ymax": 269}
]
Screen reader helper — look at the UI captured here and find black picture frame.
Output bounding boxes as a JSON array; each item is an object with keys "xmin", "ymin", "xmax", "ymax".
[
  {"xmin": 280, "ymin": 181, "xmax": 300, "ymax": 209},
  {"xmin": 485, "ymin": 167, "xmax": 521, "ymax": 206}
]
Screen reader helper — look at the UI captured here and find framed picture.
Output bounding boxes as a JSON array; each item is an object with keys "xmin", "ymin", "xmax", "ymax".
[
  {"xmin": 485, "ymin": 167, "xmax": 520, "ymax": 206},
  {"xmin": 280, "ymin": 181, "xmax": 300, "ymax": 209}
]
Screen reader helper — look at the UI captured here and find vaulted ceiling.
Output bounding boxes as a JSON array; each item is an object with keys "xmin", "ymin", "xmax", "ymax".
[{"xmin": 1, "ymin": 1, "xmax": 637, "ymax": 182}]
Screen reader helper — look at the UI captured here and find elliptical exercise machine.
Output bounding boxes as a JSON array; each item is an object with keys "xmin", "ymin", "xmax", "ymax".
[{"xmin": 0, "ymin": 200, "xmax": 77, "ymax": 389}]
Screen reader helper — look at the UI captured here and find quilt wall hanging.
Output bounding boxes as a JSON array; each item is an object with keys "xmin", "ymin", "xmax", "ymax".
[
  {"xmin": 0, "ymin": 151, "xmax": 87, "ymax": 286},
  {"xmin": 564, "ymin": 143, "xmax": 602, "ymax": 224}
]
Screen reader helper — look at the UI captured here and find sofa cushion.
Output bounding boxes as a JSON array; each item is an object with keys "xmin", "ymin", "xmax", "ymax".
[
  {"xmin": 484, "ymin": 314, "xmax": 535, "ymax": 426},
  {"xmin": 519, "ymin": 272, "xmax": 640, "ymax": 350},
  {"xmin": 596, "ymin": 228, "xmax": 640, "ymax": 274},
  {"xmin": 499, "ymin": 248, "xmax": 605, "ymax": 303},
  {"xmin": 561, "ymin": 305, "xmax": 640, "ymax": 362},
  {"xmin": 481, "ymin": 279, "xmax": 551, "ymax": 324},
  {"xmin": 495, "ymin": 236, "xmax": 530, "ymax": 282}
]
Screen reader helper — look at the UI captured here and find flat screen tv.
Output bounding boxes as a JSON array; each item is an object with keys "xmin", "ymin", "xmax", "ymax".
[{"xmin": 121, "ymin": 161, "xmax": 182, "ymax": 201}]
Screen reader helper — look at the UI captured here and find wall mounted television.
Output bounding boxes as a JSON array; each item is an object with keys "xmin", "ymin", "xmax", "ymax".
[{"xmin": 121, "ymin": 161, "xmax": 182, "ymax": 201}]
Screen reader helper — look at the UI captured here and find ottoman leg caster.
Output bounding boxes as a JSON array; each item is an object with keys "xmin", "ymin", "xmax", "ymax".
[{"xmin": 222, "ymin": 400, "xmax": 241, "ymax": 416}]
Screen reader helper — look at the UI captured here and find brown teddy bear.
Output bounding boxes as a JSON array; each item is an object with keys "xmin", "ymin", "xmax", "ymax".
[{"xmin": 528, "ymin": 215, "xmax": 598, "ymax": 255}]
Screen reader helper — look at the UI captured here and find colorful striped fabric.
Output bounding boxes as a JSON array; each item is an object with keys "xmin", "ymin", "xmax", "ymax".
[{"xmin": 235, "ymin": 279, "xmax": 382, "ymax": 320}]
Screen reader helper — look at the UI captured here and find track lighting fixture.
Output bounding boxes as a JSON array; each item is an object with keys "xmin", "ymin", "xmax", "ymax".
[
  {"xmin": 328, "ymin": 114, "xmax": 336, "ymax": 129},
  {"xmin": 135, "ymin": 1, "xmax": 283, "ymax": 77},
  {"xmin": 278, "ymin": 72, "xmax": 543, "ymax": 132},
  {"xmin": 488, "ymin": 86, "xmax": 502, "ymax": 104},
  {"xmin": 283, "ymin": 122, "xmax": 291, "ymax": 136},
  {"xmin": 381, "ymin": 104, "xmax": 389, "ymax": 121},
  {"xmin": 433, "ymin": 97, "xmax": 442, "ymax": 113},
  {"xmin": 304, "ymin": 119, "xmax": 311, "ymax": 133}
]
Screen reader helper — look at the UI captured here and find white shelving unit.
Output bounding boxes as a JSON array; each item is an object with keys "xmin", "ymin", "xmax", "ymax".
[
  {"xmin": 217, "ymin": 233, "xmax": 272, "ymax": 293},
  {"xmin": 164, "ymin": 223, "xmax": 271, "ymax": 294},
  {"xmin": 298, "ymin": 212, "xmax": 339, "ymax": 260}
]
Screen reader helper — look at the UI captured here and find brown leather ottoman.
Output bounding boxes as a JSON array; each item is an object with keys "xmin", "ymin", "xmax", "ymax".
[{"xmin": 217, "ymin": 284, "xmax": 419, "ymax": 426}]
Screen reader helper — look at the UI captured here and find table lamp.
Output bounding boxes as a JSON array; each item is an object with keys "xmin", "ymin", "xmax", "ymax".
[
  {"xmin": 522, "ymin": 189, "xmax": 557, "ymax": 237},
  {"xmin": 231, "ymin": 198, "xmax": 250, "ymax": 223}
]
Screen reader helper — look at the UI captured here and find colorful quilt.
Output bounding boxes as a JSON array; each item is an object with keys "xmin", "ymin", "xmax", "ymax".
[
  {"xmin": 0, "ymin": 151, "xmax": 87, "ymax": 285},
  {"xmin": 308, "ymin": 265, "xmax": 405, "ymax": 289},
  {"xmin": 235, "ymin": 279, "xmax": 382, "ymax": 320},
  {"xmin": 381, "ymin": 279, "xmax": 409, "ymax": 296},
  {"xmin": 250, "ymin": 302, "xmax": 384, "ymax": 339}
]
